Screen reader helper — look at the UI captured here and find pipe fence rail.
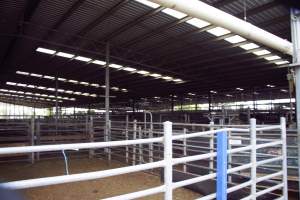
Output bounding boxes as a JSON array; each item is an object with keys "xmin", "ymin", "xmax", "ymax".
[{"xmin": 0, "ymin": 117, "xmax": 288, "ymax": 200}]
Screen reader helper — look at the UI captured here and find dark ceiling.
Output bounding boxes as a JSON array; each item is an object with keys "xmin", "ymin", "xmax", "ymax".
[{"xmin": 0, "ymin": 0, "xmax": 293, "ymax": 107}]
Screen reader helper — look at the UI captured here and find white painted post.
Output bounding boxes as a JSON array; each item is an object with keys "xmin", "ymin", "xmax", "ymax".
[
  {"xmin": 163, "ymin": 121, "xmax": 173, "ymax": 200},
  {"xmin": 125, "ymin": 115, "xmax": 129, "ymax": 163},
  {"xmin": 228, "ymin": 130, "xmax": 232, "ymax": 183},
  {"xmin": 149, "ymin": 122, "xmax": 154, "ymax": 163},
  {"xmin": 36, "ymin": 120, "xmax": 40, "ymax": 161},
  {"xmin": 183, "ymin": 128, "xmax": 187, "ymax": 173},
  {"xmin": 89, "ymin": 116, "xmax": 94, "ymax": 158},
  {"xmin": 108, "ymin": 120, "xmax": 111, "ymax": 162},
  {"xmin": 139, "ymin": 126, "xmax": 143, "ymax": 164},
  {"xmin": 280, "ymin": 117, "xmax": 288, "ymax": 199},
  {"xmin": 132, "ymin": 120, "xmax": 137, "ymax": 165},
  {"xmin": 30, "ymin": 117, "xmax": 35, "ymax": 164},
  {"xmin": 250, "ymin": 118, "xmax": 257, "ymax": 199},
  {"xmin": 209, "ymin": 121, "xmax": 214, "ymax": 173}
]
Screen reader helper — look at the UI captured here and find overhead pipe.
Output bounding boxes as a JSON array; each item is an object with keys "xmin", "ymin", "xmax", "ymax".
[{"xmin": 149, "ymin": 0, "xmax": 293, "ymax": 55}]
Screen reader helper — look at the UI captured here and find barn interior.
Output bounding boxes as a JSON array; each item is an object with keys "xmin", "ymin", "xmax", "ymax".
[{"xmin": 0, "ymin": 0, "xmax": 299, "ymax": 199}]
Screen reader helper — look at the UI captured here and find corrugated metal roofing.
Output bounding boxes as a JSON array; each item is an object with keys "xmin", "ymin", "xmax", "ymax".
[{"xmin": 0, "ymin": 0, "xmax": 293, "ymax": 106}]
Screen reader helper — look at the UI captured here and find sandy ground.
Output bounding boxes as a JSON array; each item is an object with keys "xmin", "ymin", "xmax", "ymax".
[{"xmin": 0, "ymin": 158, "xmax": 200, "ymax": 200}]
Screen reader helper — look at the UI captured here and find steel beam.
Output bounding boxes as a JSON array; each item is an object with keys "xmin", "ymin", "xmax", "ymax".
[{"xmin": 290, "ymin": 8, "xmax": 300, "ymax": 193}]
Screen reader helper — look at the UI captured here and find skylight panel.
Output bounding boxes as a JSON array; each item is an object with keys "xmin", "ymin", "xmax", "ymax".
[
  {"xmin": 275, "ymin": 60, "xmax": 289, "ymax": 65},
  {"xmin": 264, "ymin": 55, "xmax": 281, "ymax": 61},
  {"xmin": 91, "ymin": 83, "xmax": 100, "ymax": 87},
  {"xmin": 44, "ymin": 75, "xmax": 55, "ymax": 80},
  {"xmin": 80, "ymin": 82, "xmax": 89, "ymax": 86},
  {"xmin": 37, "ymin": 86, "xmax": 46, "ymax": 90},
  {"xmin": 137, "ymin": 70, "xmax": 150, "ymax": 75},
  {"xmin": 75, "ymin": 56, "xmax": 92, "ymax": 62},
  {"xmin": 207, "ymin": 27, "xmax": 231, "ymax": 36},
  {"xmin": 56, "ymin": 52, "xmax": 74, "ymax": 58},
  {"xmin": 58, "ymin": 78, "xmax": 67, "ymax": 82},
  {"xmin": 186, "ymin": 18, "xmax": 210, "ymax": 28},
  {"xmin": 224, "ymin": 35, "xmax": 246, "ymax": 44},
  {"xmin": 162, "ymin": 76, "xmax": 173, "ymax": 81},
  {"xmin": 69, "ymin": 80, "xmax": 79, "ymax": 84},
  {"xmin": 123, "ymin": 67, "xmax": 137, "ymax": 72},
  {"xmin": 65, "ymin": 90, "xmax": 73, "ymax": 94},
  {"xmin": 266, "ymin": 84, "xmax": 275, "ymax": 88},
  {"xmin": 134, "ymin": 0, "xmax": 160, "ymax": 8},
  {"xmin": 111, "ymin": 87, "xmax": 120, "ymax": 91},
  {"xmin": 17, "ymin": 83, "xmax": 26, "ymax": 87},
  {"xmin": 109, "ymin": 63, "xmax": 123, "ymax": 69},
  {"xmin": 92, "ymin": 60, "xmax": 106, "ymax": 65},
  {"xmin": 239, "ymin": 43, "xmax": 259, "ymax": 50},
  {"xmin": 7, "ymin": 82, "xmax": 17, "ymax": 86},
  {"xmin": 252, "ymin": 49, "xmax": 271, "ymax": 56},
  {"xmin": 16, "ymin": 71, "xmax": 29, "ymax": 76},
  {"xmin": 36, "ymin": 47, "xmax": 56, "ymax": 55},
  {"xmin": 150, "ymin": 73, "xmax": 162, "ymax": 78},
  {"xmin": 162, "ymin": 8, "xmax": 187, "ymax": 19},
  {"xmin": 173, "ymin": 79, "xmax": 183, "ymax": 82},
  {"xmin": 31, "ymin": 73, "xmax": 43, "ymax": 78}
]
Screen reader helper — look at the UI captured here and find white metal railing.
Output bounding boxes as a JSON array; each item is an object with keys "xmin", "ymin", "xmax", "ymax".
[{"xmin": 0, "ymin": 118, "xmax": 288, "ymax": 200}]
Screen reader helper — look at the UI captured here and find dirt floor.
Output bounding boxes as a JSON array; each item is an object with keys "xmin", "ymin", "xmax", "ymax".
[{"xmin": 0, "ymin": 158, "xmax": 200, "ymax": 200}]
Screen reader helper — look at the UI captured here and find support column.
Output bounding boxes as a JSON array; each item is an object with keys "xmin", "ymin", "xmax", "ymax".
[
  {"xmin": 105, "ymin": 42, "xmax": 111, "ymax": 160},
  {"xmin": 290, "ymin": 8, "xmax": 300, "ymax": 192}
]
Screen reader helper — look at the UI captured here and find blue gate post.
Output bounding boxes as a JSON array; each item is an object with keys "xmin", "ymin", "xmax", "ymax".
[{"xmin": 217, "ymin": 131, "xmax": 228, "ymax": 200}]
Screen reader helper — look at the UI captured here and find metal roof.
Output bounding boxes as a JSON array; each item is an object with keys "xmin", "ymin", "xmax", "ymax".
[{"xmin": 0, "ymin": 0, "xmax": 293, "ymax": 107}]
